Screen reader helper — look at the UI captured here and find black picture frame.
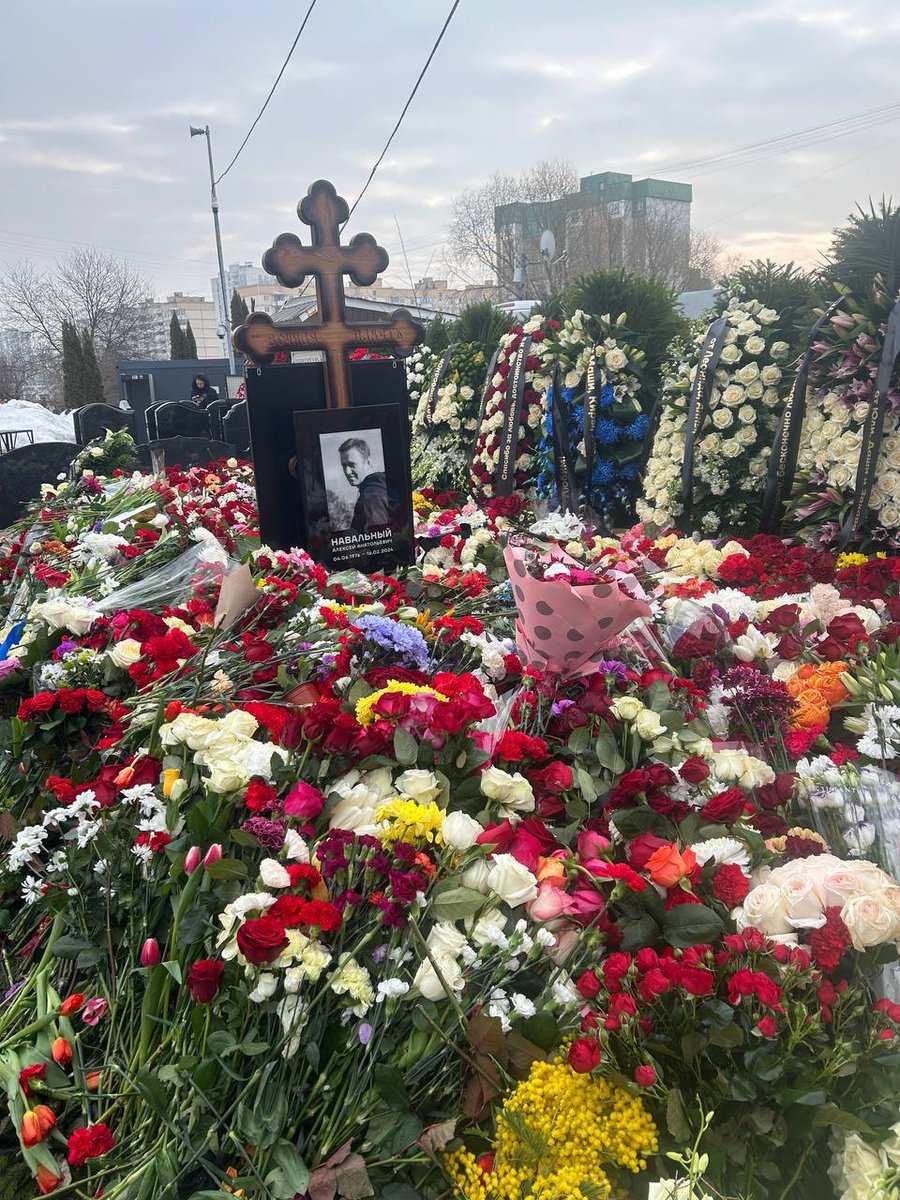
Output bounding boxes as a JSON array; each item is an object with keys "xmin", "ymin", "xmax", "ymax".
[{"xmin": 293, "ymin": 403, "xmax": 414, "ymax": 571}]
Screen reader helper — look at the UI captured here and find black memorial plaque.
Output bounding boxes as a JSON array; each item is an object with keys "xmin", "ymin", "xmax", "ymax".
[
  {"xmin": 0, "ymin": 442, "xmax": 77, "ymax": 530},
  {"xmin": 152, "ymin": 403, "xmax": 212, "ymax": 441},
  {"xmin": 146, "ymin": 437, "xmax": 234, "ymax": 469},
  {"xmin": 223, "ymin": 402, "xmax": 251, "ymax": 456},
  {"xmin": 293, "ymin": 403, "xmax": 414, "ymax": 571},
  {"xmin": 73, "ymin": 404, "xmax": 136, "ymax": 447},
  {"xmin": 245, "ymin": 359, "xmax": 410, "ymax": 550},
  {"xmin": 205, "ymin": 400, "xmax": 232, "ymax": 442}
]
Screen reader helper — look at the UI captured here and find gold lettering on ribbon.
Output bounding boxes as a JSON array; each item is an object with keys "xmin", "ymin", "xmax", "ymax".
[{"xmin": 499, "ymin": 344, "xmax": 528, "ymax": 485}]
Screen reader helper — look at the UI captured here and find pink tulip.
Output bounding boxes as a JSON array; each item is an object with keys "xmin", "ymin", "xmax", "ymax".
[
  {"xmin": 81, "ymin": 998, "xmax": 108, "ymax": 1027},
  {"xmin": 184, "ymin": 846, "xmax": 201, "ymax": 875},
  {"xmin": 203, "ymin": 844, "xmax": 223, "ymax": 868},
  {"xmin": 140, "ymin": 938, "xmax": 160, "ymax": 967}
]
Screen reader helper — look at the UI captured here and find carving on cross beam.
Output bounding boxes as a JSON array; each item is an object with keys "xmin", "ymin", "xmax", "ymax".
[{"xmin": 233, "ymin": 179, "xmax": 424, "ymax": 409}]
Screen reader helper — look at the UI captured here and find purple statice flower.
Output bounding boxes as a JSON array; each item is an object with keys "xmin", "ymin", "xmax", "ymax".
[
  {"xmin": 353, "ymin": 614, "xmax": 431, "ymax": 672},
  {"xmin": 52, "ymin": 640, "xmax": 78, "ymax": 661},
  {"xmin": 240, "ymin": 816, "xmax": 286, "ymax": 851}
]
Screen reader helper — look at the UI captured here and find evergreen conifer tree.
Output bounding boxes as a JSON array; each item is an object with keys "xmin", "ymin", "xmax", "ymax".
[
  {"xmin": 184, "ymin": 322, "xmax": 198, "ymax": 360},
  {"xmin": 80, "ymin": 330, "xmax": 106, "ymax": 404},
  {"xmin": 169, "ymin": 311, "xmax": 187, "ymax": 359},
  {"xmin": 230, "ymin": 289, "xmax": 249, "ymax": 329},
  {"xmin": 61, "ymin": 321, "xmax": 85, "ymax": 409}
]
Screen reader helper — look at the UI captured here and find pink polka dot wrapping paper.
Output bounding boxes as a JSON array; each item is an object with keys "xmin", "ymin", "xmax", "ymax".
[{"xmin": 503, "ymin": 543, "xmax": 652, "ymax": 681}]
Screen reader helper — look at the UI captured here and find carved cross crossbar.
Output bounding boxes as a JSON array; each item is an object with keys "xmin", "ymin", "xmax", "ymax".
[{"xmin": 233, "ymin": 179, "xmax": 424, "ymax": 409}]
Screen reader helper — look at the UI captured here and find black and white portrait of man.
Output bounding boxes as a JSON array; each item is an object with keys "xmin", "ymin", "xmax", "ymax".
[{"xmin": 319, "ymin": 428, "xmax": 395, "ymax": 533}]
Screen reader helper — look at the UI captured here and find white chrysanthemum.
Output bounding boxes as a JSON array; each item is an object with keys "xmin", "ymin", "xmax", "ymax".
[{"xmin": 691, "ymin": 837, "xmax": 751, "ymax": 870}]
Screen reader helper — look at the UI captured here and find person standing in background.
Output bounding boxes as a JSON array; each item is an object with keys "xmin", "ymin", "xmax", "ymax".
[{"xmin": 187, "ymin": 374, "xmax": 218, "ymax": 407}]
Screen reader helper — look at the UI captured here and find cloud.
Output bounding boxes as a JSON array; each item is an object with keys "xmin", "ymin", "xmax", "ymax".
[
  {"xmin": 0, "ymin": 115, "xmax": 137, "ymax": 135},
  {"xmin": 1, "ymin": 146, "xmax": 175, "ymax": 184}
]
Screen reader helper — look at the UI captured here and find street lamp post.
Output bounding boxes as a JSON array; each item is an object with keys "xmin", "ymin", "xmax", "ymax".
[{"xmin": 190, "ymin": 124, "xmax": 235, "ymax": 375}]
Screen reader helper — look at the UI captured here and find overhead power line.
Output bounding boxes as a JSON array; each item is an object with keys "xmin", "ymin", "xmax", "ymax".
[
  {"xmin": 345, "ymin": 0, "xmax": 461, "ymax": 225},
  {"xmin": 215, "ymin": 0, "xmax": 319, "ymax": 185},
  {"xmin": 657, "ymin": 99, "xmax": 900, "ymax": 178}
]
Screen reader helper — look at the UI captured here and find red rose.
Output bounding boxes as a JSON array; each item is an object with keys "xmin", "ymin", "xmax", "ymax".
[
  {"xmin": 567, "ymin": 1036, "xmax": 600, "ymax": 1073},
  {"xmin": 711, "ymin": 863, "xmax": 750, "ymax": 908},
  {"xmin": 186, "ymin": 959, "xmax": 225, "ymax": 1003},
  {"xmin": 634, "ymin": 1065, "xmax": 656, "ymax": 1087},
  {"xmin": 679, "ymin": 756, "xmax": 710, "ymax": 785},
  {"xmin": 628, "ymin": 831, "xmax": 670, "ymax": 871},
  {"xmin": 639, "ymin": 968, "xmax": 671, "ymax": 1002},
  {"xmin": 672, "ymin": 964, "xmax": 716, "ymax": 997},
  {"xmin": 702, "ymin": 787, "xmax": 746, "ymax": 825},
  {"xmin": 756, "ymin": 1016, "xmax": 778, "ymax": 1038},
  {"xmin": 283, "ymin": 781, "xmax": 325, "ymax": 819},
  {"xmin": 236, "ymin": 916, "xmax": 288, "ymax": 964},
  {"xmin": 776, "ymin": 633, "xmax": 804, "ymax": 659},
  {"xmin": 825, "ymin": 612, "xmax": 868, "ymax": 646},
  {"xmin": 67, "ymin": 1122, "xmax": 114, "ymax": 1167},
  {"xmin": 576, "ymin": 970, "xmax": 602, "ymax": 999}
]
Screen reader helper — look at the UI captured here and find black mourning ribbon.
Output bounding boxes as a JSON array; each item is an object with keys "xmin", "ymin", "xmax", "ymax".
[
  {"xmin": 680, "ymin": 316, "xmax": 730, "ymax": 530},
  {"xmin": 760, "ymin": 298, "xmax": 846, "ymax": 534},
  {"xmin": 839, "ymin": 296, "xmax": 900, "ymax": 547}
]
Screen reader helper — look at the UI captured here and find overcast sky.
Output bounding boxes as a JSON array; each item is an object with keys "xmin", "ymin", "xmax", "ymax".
[{"xmin": 1, "ymin": 0, "xmax": 899, "ymax": 302}]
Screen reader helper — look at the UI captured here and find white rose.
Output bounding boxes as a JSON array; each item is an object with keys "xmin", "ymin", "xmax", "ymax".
[
  {"xmin": 480, "ymin": 766, "xmax": 535, "ymax": 816},
  {"xmin": 206, "ymin": 757, "xmax": 249, "ymax": 795},
  {"xmin": 735, "ymin": 363, "xmax": 760, "ymax": 385},
  {"xmin": 108, "ymin": 638, "xmax": 142, "ymax": 669},
  {"xmin": 605, "ymin": 348, "xmax": 627, "ymax": 371},
  {"xmin": 840, "ymin": 893, "xmax": 900, "ymax": 949},
  {"xmin": 414, "ymin": 950, "xmax": 464, "ymax": 1001},
  {"xmin": 719, "ymin": 344, "xmax": 742, "ymax": 365},
  {"xmin": 711, "ymin": 408, "xmax": 733, "ymax": 429},
  {"xmin": 634, "ymin": 708, "xmax": 665, "ymax": 741},
  {"xmin": 760, "ymin": 364, "xmax": 782, "ymax": 387},
  {"xmin": 721, "ymin": 383, "xmax": 745, "ymax": 407},
  {"xmin": 737, "ymin": 318, "xmax": 760, "ymax": 336},
  {"xmin": 30, "ymin": 597, "xmax": 98, "ymax": 635},
  {"xmin": 219, "ymin": 709, "xmax": 259, "ymax": 739},
  {"xmin": 746, "ymin": 380, "xmax": 765, "ymax": 400},
  {"xmin": 838, "ymin": 1134, "xmax": 888, "ymax": 1199},
  {"xmin": 461, "ymin": 859, "xmax": 491, "ymax": 893},
  {"xmin": 612, "ymin": 696, "xmax": 644, "ymax": 722},
  {"xmin": 770, "ymin": 340, "xmax": 790, "ymax": 360},
  {"xmin": 427, "ymin": 921, "xmax": 469, "ymax": 958},
  {"xmin": 396, "ymin": 769, "xmax": 442, "ymax": 803},
  {"xmin": 739, "ymin": 883, "xmax": 792, "ymax": 935},
  {"xmin": 486, "ymin": 853, "xmax": 538, "ymax": 906},
  {"xmin": 745, "ymin": 336, "xmax": 766, "ymax": 355},
  {"xmin": 441, "ymin": 811, "xmax": 483, "ymax": 850},
  {"xmin": 259, "ymin": 858, "xmax": 292, "ymax": 889},
  {"xmin": 819, "ymin": 863, "xmax": 890, "ymax": 907},
  {"xmin": 780, "ymin": 875, "xmax": 825, "ymax": 928}
]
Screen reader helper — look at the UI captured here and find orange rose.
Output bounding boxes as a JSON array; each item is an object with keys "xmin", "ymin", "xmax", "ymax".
[
  {"xmin": 537, "ymin": 855, "xmax": 567, "ymax": 884},
  {"xmin": 645, "ymin": 844, "xmax": 697, "ymax": 889}
]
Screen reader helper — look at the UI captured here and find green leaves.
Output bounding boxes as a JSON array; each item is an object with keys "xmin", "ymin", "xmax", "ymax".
[
  {"xmin": 265, "ymin": 1141, "xmax": 310, "ymax": 1199},
  {"xmin": 393, "ymin": 727, "xmax": 419, "ymax": 766},
  {"xmin": 661, "ymin": 903, "xmax": 724, "ymax": 948},
  {"xmin": 429, "ymin": 882, "xmax": 486, "ymax": 921}
]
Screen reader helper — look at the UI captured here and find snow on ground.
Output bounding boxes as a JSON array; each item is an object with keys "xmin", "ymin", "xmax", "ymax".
[{"xmin": 0, "ymin": 400, "xmax": 75, "ymax": 444}]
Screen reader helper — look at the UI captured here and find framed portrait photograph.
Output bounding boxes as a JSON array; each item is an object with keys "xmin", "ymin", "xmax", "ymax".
[{"xmin": 293, "ymin": 403, "xmax": 415, "ymax": 571}]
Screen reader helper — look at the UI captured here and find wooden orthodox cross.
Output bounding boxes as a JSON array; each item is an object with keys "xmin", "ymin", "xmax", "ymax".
[{"xmin": 233, "ymin": 179, "xmax": 424, "ymax": 409}]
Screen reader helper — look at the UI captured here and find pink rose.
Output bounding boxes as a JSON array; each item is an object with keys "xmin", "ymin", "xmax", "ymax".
[
  {"xmin": 527, "ymin": 881, "xmax": 574, "ymax": 921},
  {"xmin": 283, "ymin": 782, "xmax": 325, "ymax": 819}
]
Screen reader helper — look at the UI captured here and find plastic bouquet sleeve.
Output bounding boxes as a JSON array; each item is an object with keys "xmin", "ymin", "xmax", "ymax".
[{"xmin": 504, "ymin": 544, "xmax": 652, "ymax": 680}]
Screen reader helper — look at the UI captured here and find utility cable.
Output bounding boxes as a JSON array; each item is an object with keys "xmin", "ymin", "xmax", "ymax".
[{"xmin": 215, "ymin": 0, "xmax": 319, "ymax": 185}]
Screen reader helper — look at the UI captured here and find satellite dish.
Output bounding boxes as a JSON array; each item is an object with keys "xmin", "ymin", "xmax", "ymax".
[{"xmin": 539, "ymin": 229, "xmax": 556, "ymax": 261}]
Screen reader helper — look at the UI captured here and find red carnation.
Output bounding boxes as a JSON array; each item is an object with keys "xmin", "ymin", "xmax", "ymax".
[
  {"xmin": 567, "ymin": 1036, "xmax": 600, "ymax": 1073},
  {"xmin": 576, "ymin": 970, "xmax": 602, "ymax": 999},
  {"xmin": 244, "ymin": 780, "xmax": 277, "ymax": 813},
  {"xmin": 186, "ymin": 959, "xmax": 225, "ymax": 1003},
  {"xmin": 808, "ymin": 906, "xmax": 853, "ymax": 973},
  {"xmin": 711, "ymin": 863, "xmax": 750, "ymax": 908},
  {"xmin": 67, "ymin": 1122, "xmax": 114, "ymax": 1167}
]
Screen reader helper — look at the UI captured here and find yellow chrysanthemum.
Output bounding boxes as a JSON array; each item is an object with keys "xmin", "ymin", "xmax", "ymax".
[
  {"xmin": 355, "ymin": 680, "xmax": 449, "ymax": 727},
  {"xmin": 835, "ymin": 551, "xmax": 867, "ymax": 569},
  {"xmin": 413, "ymin": 491, "xmax": 435, "ymax": 513},
  {"xmin": 376, "ymin": 797, "xmax": 444, "ymax": 845},
  {"xmin": 446, "ymin": 1059, "xmax": 657, "ymax": 1200}
]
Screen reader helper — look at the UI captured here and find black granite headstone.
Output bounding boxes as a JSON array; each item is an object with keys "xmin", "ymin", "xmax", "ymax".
[
  {"xmin": 244, "ymin": 360, "xmax": 410, "ymax": 550},
  {"xmin": 146, "ymin": 438, "xmax": 234, "ymax": 469},
  {"xmin": 206, "ymin": 400, "xmax": 232, "ymax": 442},
  {"xmin": 0, "ymin": 442, "xmax": 77, "ymax": 530},
  {"xmin": 223, "ymin": 401, "xmax": 251, "ymax": 456},
  {"xmin": 152, "ymin": 403, "xmax": 212, "ymax": 440},
  {"xmin": 73, "ymin": 404, "xmax": 136, "ymax": 446}
]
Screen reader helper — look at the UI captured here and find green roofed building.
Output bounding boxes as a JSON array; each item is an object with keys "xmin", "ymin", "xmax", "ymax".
[{"xmin": 494, "ymin": 171, "xmax": 692, "ymax": 296}]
